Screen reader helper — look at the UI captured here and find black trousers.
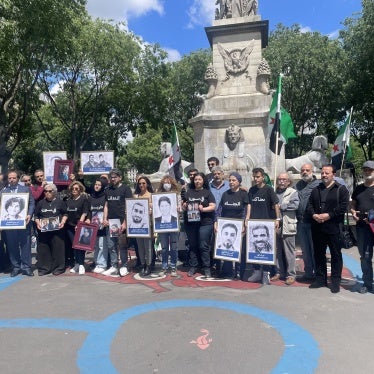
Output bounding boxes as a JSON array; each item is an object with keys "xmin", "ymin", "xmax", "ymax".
[
  {"xmin": 37, "ymin": 230, "xmax": 65, "ymax": 274},
  {"xmin": 311, "ymin": 226, "xmax": 342, "ymax": 284}
]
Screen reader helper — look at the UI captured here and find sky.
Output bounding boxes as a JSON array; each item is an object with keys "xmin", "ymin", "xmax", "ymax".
[{"xmin": 86, "ymin": 0, "xmax": 362, "ymax": 61}]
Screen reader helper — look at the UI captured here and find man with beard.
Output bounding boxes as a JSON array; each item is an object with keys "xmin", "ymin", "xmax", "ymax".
[
  {"xmin": 218, "ymin": 223, "xmax": 238, "ymax": 251},
  {"xmin": 295, "ymin": 163, "xmax": 320, "ymax": 282},
  {"xmin": 250, "ymin": 224, "xmax": 272, "ymax": 253},
  {"xmin": 129, "ymin": 202, "xmax": 147, "ymax": 229},
  {"xmin": 350, "ymin": 161, "xmax": 374, "ymax": 294},
  {"xmin": 307, "ymin": 164, "xmax": 349, "ymax": 293}
]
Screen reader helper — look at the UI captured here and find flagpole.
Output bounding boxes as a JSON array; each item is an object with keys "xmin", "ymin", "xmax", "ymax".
[
  {"xmin": 340, "ymin": 107, "xmax": 353, "ymax": 173},
  {"xmin": 273, "ymin": 74, "xmax": 283, "ymax": 187}
]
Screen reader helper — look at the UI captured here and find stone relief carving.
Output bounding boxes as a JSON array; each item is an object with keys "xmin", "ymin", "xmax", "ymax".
[
  {"xmin": 256, "ymin": 58, "xmax": 271, "ymax": 94},
  {"xmin": 222, "ymin": 125, "xmax": 251, "ymax": 172},
  {"xmin": 285, "ymin": 135, "xmax": 329, "ymax": 173},
  {"xmin": 216, "ymin": 0, "xmax": 258, "ymax": 19},
  {"xmin": 217, "ymin": 40, "xmax": 254, "ymax": 81}
]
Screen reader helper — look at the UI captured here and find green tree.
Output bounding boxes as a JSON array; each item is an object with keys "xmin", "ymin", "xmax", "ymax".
[
  {"xmin": 341, "ymin": 0, "xmax": 374, "ymax": 160},
  {"xmin": 264, "ymin": 25, "xmax": 349, "ymax": 157},
  {"xmin": 0, "ymin": 0, "xmax": 87, "ymax": 172}
]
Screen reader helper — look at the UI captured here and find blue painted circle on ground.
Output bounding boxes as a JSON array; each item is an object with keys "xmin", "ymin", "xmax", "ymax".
[{"xmin": 0, "ymin": 299, "xmax": 320, "ymax": 373}]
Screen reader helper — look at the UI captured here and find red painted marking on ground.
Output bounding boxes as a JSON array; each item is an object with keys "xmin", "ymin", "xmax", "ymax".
[{"xmin": 190, "ymin": 329, "xmax": 212, "ymax": 350}]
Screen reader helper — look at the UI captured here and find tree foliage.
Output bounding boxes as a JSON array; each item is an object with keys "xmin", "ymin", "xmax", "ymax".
[
  {"xmin": 264, "ymin": 25, "xmax": 349, "ymax": 157},
  {"xmin": 340, "ymin": 0, "xmax": 374, "ymax": 160}
]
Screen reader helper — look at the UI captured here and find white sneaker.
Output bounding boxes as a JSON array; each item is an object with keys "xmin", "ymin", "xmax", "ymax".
[
  {"xmin": 170, "ymin": 268, "xmax": 177, "ymax": 277},
  {"xmin": 119, "ymin": 266, "xmax": 129, "ymax": 277},
  {"xmin": 93, "ymin": 266, "xmax": 105, "ymax": 274},
  {"xmin": 70, "ymin": 265, "xmax": 79, "ymax": 273},
  {"xmin": 78, "ymin": 265, "xmax": 85, "ymax": 275},
  {"xmin": 103, "ymin": 266, "xmax": 118, "ymax": 277}
]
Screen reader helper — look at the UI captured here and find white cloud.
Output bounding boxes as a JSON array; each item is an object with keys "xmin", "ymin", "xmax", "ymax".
[
  {"xmin": 164, "ymin": 48, "xmax": 182, "ymax": 62},
  {"xmin": 327, "ymin": 29, "xmax": 340, "ymax": 39},
  {"xmin": 300, "ymin": 26, "xmax": 312, "ymax": 33},
  {"xmin": 187, "ymin": 0, "xmax": 215, "ymax": 29},
  {"xmin": 86, "ymin": 0, "xmax": 164, "ymax": 22}
]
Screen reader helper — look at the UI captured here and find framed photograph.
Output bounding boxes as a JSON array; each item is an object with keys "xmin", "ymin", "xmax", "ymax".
[
  {"xmin": 246, "ymin": 219, "xmax": 276, "ymax": 265},
  {"xmin": 40, "ymin": 216, "xmax": 60, "ymax": 232},
  {"xmin": 108, "ymin": 218, "xmax": 121, "ymax": 237},
  {"xmin": 91, "ymin": 211, "xmax": 104, "ymax": 229},
  {"xmin": 72, "ymin": 222, "xmax": 98, "ymax": 251},
  {"xmin": 186, "ymin": 201, "xmax": 200, "ymax": 222},
  {"xmin": 43, "ymin": 151, "xmax": 67, "ymax": 182},
  {"xmin": 151, "ymin": 193, "xmax": 179, "ymax": 233},
  {"xmin": 81, "ymin": 151, "xmax": 114, "ymax": 175},
  {"xmin": 126, "ymin": 198, "xmax": 151, "ymax": 238},
  {"xmin": 214, "ymin": 218, "xmax": 243, "ymax": 262},
  {"xmin": 53, "ymin": 160, "xmax": 75, "ymax": 186},
  {"xmin": 0, "ymin": 193, "xmax": 30, "ymax": 229}
]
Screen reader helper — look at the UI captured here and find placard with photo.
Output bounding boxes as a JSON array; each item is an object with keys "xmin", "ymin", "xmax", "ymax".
[
  {"xmin": 43, "ymin": 151, "xmax": 67, "ymax": 182},
  {"xmin": 0, "ymin": 193, "xmax": 30, "ymax": 229},
  {"xmin": 81, "ymin": 151, "xmax": 114, "ymax": 175},
  {"xmin": 72, "ymin": 222, "xmax": 98, "ymax": 251},
  {"xmin": 151, "ymin": 193, "xmax": 179, "ymax": 233},
  {"xmin": 126, "ymin": 198, "xmax": 151, "ymax": 238}
]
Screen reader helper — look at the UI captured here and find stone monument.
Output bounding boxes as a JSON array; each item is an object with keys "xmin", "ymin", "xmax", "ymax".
[{"xmin": 189, "ymin": 0, "xmax": 276, "ymax": 187}]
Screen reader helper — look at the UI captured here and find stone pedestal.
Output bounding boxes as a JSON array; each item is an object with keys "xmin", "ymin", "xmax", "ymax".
[{"xmin": 189, "ymin": 14, "xmax": 281, "ymax": 188}]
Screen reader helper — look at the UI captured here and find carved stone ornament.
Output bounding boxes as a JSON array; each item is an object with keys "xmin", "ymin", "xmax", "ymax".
[
  {"xmin": 217, "ymin": 40, "xmax": 255, "ymax": 80},
  {"xmin": 256, "ymin": 58, "xmax": 271, "ymax": 94}
]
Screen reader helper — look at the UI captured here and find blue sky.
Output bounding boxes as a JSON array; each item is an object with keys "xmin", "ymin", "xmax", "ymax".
[{"xmin": 86, "ymin": 0, "xmax": 362, "ymax": 61}]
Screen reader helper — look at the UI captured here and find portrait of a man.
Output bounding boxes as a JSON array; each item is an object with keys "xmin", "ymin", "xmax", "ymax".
[
  {"xmin": 247, "ymin": 220, "xmax": 275, "ymax": 265},
  {"xmin": 126, "ymin": 199, "xmax": 150, "ymax": 237},
  {"xmin": 152, "ymin": 194, "xmax": 179, "ymax": 232},
  {"xmin": 214, "ymin": 218, "xmax": 242, "ymax": 262},
  {"xmin": 84, "ymin": 154, "xmax": 98, "ymax": 169},
  {"xmin": 81, "ymin": 151, "xmax": 114, "ymax": 174}
]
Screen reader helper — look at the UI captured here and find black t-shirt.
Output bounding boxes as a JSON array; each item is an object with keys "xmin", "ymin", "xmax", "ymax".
[
  {"xmin": 248, "ymin": 185, "xmax": 279, "ymax": 219},
  {"xmin": 184, "ymin": 188, "xmax": 215, "ymax": 226},
  {"xmin": 105, "ymin": 184, "xmax": 133, "ymax": 221},
  {"xmin": 220, "ymin": 189, "xmax": 249, "ymax": 219},
  {"xmin": 66, "ymin": 195, "xmax": 90, "ymax": 227},
  {"xmin": 35, "ymin": 198, "xmax": 67, "ymax": 220},
  {"xmin": 352, "ymin": 184, "xmax": 374, "ymax": 227}
]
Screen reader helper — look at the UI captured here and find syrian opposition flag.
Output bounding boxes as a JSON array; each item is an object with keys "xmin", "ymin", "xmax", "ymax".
[
  {"xmin": 168, "ymin": 124, "xmax": 183, "ymax": 182},
  {"xmin": 331, "ymin": 109, "xmax": 353, "ymax": 170},
  {"xmin": 269, "ymin": 75, "xmax": 296, "ymax": 155}
]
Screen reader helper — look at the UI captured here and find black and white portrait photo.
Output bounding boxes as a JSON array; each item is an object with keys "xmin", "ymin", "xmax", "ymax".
[
  {"xmin": 126, "ymin": 198, "xmax": 151, "ymax": 238},
  {"xmin": 0, "ymin": 193, "xmax": 29, "ymax": 229},
  {"xmin": 214, "ymin": 218, "xmax": 243, "ymax": 262},
  {"xmin": 151, "ymin": 193, "xmax": 179, "ymax": 233},
  {"xmin": 246, "ymin": 220, "xmax": 276, "ymax": 265}
]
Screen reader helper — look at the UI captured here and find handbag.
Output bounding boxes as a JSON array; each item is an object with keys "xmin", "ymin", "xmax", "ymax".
[{"xmin": 339, "ymin": 212, "xmax": 357, "ymax": 249}]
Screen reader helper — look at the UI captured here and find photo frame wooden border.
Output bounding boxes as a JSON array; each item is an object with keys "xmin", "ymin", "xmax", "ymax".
[
  {"xmin": 72, "ymin": 222, "xmax": 98, "ymax": 251},
  {"xmin": 53, "ymin": 160, "xmax": 75, "ymax": 186}
]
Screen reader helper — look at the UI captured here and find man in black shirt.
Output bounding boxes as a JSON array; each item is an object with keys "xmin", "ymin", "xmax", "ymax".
[
  {"xmin": 103, "ymin": 169, "xmax": 132, "ymax": 277},
  {"xmin": 350, "ymin": 160, "xmax": 374, "ymax": 294}
]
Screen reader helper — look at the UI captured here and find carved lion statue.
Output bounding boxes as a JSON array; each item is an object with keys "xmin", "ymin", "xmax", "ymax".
[{"xmin": 285, "ymin": 135, "xmax": 329, "ymax": 173}]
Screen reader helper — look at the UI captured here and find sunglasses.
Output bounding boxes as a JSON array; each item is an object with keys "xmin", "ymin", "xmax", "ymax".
[
  {"xmin": 44, "ymin": 190, "xmax": 53, "ymax": 193},
  {"xmin": 71, "ymin": 187, "xmax": 80, "ymax": 191}
]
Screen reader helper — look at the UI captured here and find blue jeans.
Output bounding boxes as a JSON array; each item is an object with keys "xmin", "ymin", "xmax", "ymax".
[
  {"xmin": 297, "ymin": 222, "xmax": 315, "ymax": 277},
  {"xmin": 159, "ymin": 232, "xmax": 179, "ymax": 269},
  {"xmin": 356, "ymin": 224, "xmax": 374, "ymax": 289},
  {"xmin": 185, "ymin": 224, "xmax": 212, "ymax": 269},
  {"xmin": 94, "ymin": 233, "xmax": 108, "ymax": 269}
]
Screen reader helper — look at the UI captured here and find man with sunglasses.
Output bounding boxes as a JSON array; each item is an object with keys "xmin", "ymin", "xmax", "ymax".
[{"xmin": 102, "ymin": 169, "xmax": 132, "ymax": 277}]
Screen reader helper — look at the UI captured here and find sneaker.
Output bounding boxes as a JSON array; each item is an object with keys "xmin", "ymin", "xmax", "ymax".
[
  {"xmin": 78, "ymin": 265, "xmax": 85, "ymax": 275},
  {"xmin": 103, "ymin": 266, "xmax": 118, "ymax": 276},
  {"xmin": 187, "ymin": 268, "xmax": 196, "ymax": 277},
  {"xmin": 285, "ymin": 276, "xmax": 295, "ymax": 285},
  {"xmin": 170, "ymin": 268, "xmax": 177, "ymax": 277},
  {"xmin": 247, "ymin": 269, "xmax": 262, "ymax": 283},
  {"xmin": 93, "ymin": 266, "xmax": 105, "ymax": 274},
  {"xmin": 330, "ymin": 283, "xmax": 340, "ymax": 293},
  {"xmin": 158, "ymin": 268, "xmax": 168, "ymax": 277},
  {"xmin": 69, "ymin": 265, "xmax": 79, "ymax": 273},
  {"xmin": 119, "ymin": 266, "xmax": 129, "ymax": 277}
]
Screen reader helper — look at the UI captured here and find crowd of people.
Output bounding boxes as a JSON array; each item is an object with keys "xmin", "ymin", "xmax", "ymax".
[{"xmin": 0, "ymin": 158, "xmax": 373, "ymax": 294}]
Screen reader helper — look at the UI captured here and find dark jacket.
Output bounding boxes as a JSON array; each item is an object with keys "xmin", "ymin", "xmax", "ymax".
[{"xmin": 306, "ymin": 182, "xmax": 349, "ymax": 234}]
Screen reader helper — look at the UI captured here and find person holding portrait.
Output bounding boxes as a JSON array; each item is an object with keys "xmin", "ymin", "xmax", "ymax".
[
  {"xmin": 0, "ymin": 170, "xmax": 35, "ymax": 277},
  {"xmin": 157, "ymin": 175, "xmax": 180, "ymax": 277},
  {"xmin": 34, "ymin": 183, "xmax": 67, "ymax": 276},
  {"xmin": 182, "ymin": 172, "xmax": 216, "ymax": 278},
  {"xmin": 65, "ymin": 181, "xmax": 90, "ymax": 275},
  {"xmin": 215, "ymin": 172, "xmax": 250, "ymax": 279}
]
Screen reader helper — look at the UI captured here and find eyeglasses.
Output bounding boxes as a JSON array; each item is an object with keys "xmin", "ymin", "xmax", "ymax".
[
  {"xmin": 44, "ymin": 190, "xmax": 53, "ymax": 193},
  {"xmin": 71, "ymin": 187, "xmax": 80, "ymax": 191}
]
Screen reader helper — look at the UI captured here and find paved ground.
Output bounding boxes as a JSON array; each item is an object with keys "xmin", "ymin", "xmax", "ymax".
[{"xmin": 0, "ymin": 246, "xmax": 373, "ymax": 374}]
